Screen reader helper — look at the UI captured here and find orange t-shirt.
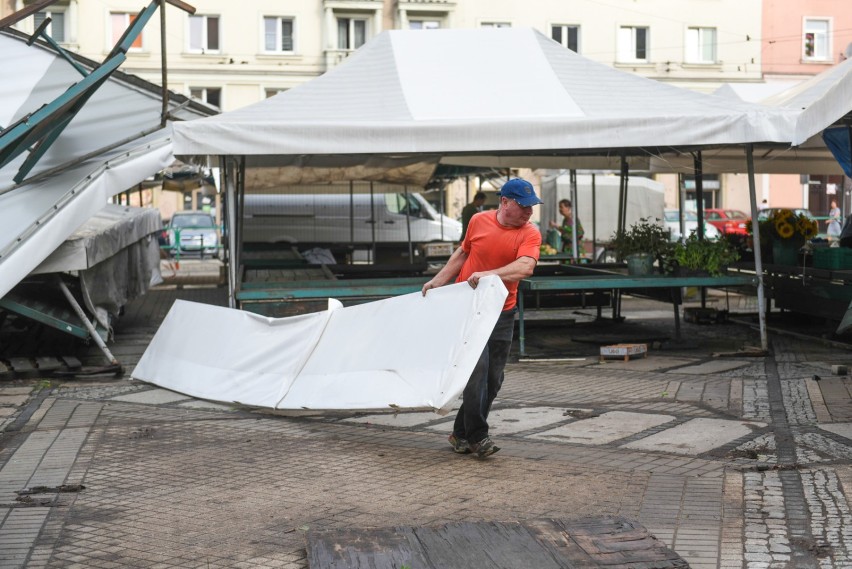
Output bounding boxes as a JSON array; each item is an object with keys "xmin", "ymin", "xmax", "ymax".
[{"xmin": 457, "ymin": 210, "xmax": 541, "ymax": 311}]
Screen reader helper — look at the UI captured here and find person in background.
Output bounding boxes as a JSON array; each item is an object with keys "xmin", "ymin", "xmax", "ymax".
[
  {"xmin": 422, "ymin": 178, "xmax": 542, "ymax": 458},
  {"xmin": 759, "ymin": 199, "xmax": 769, "ymax": 211},
  {"xmin": 826, "ymin": 199, "xmax": 842, "ymax": 243},
  {"xmin": 549, "ymin": 199, "xmax": 584, "ymax": 253},
  {"xmin": 460, "ymin": 191, "xmax": 486, "ymax": 241}
]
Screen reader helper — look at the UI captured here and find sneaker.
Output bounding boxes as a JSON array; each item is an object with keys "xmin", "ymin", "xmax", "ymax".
[
  {"xmin": 448, "ymin": 434, "xmax": 471, "ymax": 454},
  {"xmin": 471, "ymin": 436, "xmax": 500, "ymax": 458}
]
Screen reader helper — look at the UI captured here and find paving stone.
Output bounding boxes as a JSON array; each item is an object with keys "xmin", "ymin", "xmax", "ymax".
[
  {"xmin": 108, "ymin": 388, "xmax": 191, "ymax": 405},
  {"xmin": 530, "ymin": 411, "xmax": 675, "ymax": 445},
  {"xmin": 623, "ymin": 418, "xmax": 766, "ymax": 455}
]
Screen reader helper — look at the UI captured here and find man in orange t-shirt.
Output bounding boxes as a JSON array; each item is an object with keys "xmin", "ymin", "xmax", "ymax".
[{"xmin": 422, "ymin": 178, "xmax": 542, "ymax": 458}]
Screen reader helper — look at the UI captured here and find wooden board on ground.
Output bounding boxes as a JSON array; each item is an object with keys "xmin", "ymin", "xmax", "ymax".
[{"xmin": 307, "ymin": 516, "xmax": 687, "ymax": 569}]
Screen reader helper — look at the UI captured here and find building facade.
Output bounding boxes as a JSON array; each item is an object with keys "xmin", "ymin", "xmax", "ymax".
[{"xmin": 7, "ymin": 0, "xmax": 764, "ymax": 111}]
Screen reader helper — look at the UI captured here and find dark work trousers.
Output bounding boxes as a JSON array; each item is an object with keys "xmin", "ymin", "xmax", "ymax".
[{"xmin": 452, "ymin": 308, "xmax": 516, "ymax": 445}]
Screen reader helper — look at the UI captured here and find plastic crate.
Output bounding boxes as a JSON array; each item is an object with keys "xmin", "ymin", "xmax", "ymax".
[{"xmin": 813, "ymin": 247, "xmax": 852, "ymax": 270}]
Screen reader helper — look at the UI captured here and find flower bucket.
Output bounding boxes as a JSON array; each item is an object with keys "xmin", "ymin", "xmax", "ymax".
[
  {"xmin": 772, "ymin": 240, "xmax": 800, "ymax": 266},
  {"xmin": 626, "ymin": 253, "xmax": 654, "ymax": 276}
]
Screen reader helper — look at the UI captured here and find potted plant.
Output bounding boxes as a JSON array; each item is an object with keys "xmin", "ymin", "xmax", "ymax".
[
  {"xmin": 610, "ymin": 217, "xmax": 673, "ymax": 275},
  {"xmin": 671, "ymin": 233, "xmax": 740, "ymax": 277}
]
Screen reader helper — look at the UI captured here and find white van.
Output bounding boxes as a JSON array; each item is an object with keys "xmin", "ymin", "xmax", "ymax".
[{"xmin": 243, "ymin": 192, "xmax": 461, "ymax": 258}]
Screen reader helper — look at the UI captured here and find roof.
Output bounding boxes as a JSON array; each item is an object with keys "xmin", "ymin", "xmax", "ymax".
[{"xmin": 171, "ymin": 27, "xmax": 802, "ymax": 163}]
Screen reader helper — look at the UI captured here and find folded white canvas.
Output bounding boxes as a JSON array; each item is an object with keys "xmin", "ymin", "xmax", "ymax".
[{"xmin": 132, "ymin": 276, "xmax": 508, "ymax": 413}]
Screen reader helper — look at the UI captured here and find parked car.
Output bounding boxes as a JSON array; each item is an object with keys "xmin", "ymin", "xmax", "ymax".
[
  {"xmin": 166, "ymin": 211, "xmax": 220, "ymax": 259},
  {"xmin": 663, "ymin": 209, "xmax": 721, "ymax": 242},
  {"xmin": 704, "ymin": 208, "xmax": 749, "ymax": 235}
]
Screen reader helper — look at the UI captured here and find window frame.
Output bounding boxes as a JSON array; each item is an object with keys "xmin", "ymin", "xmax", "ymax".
[
  {"xmin": 617, "ymin": 25, "xmax": 649, "ymax": 63},
  {"xmin": 551, "ymin": 24, "xmax": 580, "ymax": 53},
  {"xmin": 802, "ymin": 17, "xmax": 831, "ymax": 62},
  {"xmin": 34, "ymin": 8, "xmax": 67, "ymax": 43},
  {"xmin": 685, "ymin": 26, "xmax": 717, "ymax": 64},
  {"xmin": 337, "ymin": 15, "xmax": 369, "ymax": 51},
  {"xmin": 481, "ymin": 22, "xmax": 511, "ymax": 29},
  {"xmin": 409, "ymin": 19, "xmax": 441, "ymax": 30},
  {"xmin": 189, "ymin": 87, "xmax": 222, "ymax": 110},
  {"xmin": 109, "ymin": 12, "xmax": 145, "ymax": 51},
  {"xmin": 263, "ymin": 15, "xmax": 296, "ymax": 53},
  {"xmin": 187, "ymin": 14, "xmax": 221, "ymax": 54}
]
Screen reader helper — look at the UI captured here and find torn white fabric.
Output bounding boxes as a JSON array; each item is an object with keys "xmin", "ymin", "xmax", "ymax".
[{"xmin": 132, "ymin": 276, "xmax": 508, "ymax": 413}]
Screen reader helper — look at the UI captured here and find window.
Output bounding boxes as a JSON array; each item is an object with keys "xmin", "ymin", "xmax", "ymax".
[
  {"xmin": 337, "ymin": 17, "xmax": 367, "ymax": 50},
  {"xmin": 685, "ymin": 27, "xmax": 716, "ymax": 63},
  {"xmin": 34, "ymin": 10, "xmax": 66, "ymax": 43},
  {"xmin": 265, "ymin": 88, "xmax": 287, "ymax": 98},
  {"xmin": 803, "ymin": 18, "xmax": 830, "ymax": 61},
  {"xmin": 111, "ymin": 13, "xmax": 143, "ymax": 49},
  {"xmin": 188, "ymin": 14, "xmax": 220, "ymax": 53},
  {"xmin": 264, "ymin": 16, "xmax": 294, "ymax": 52},
  {"xmin": 481, "ymin": 22, "xmax": 511, "ymax": 28},
  {"xmin": 409, "ymin": 20, "xmax": 440, "ymax": 30},
  {"xmin": 551, "ymin": 24, "xmax": 580, "ymax": 53},
  {"xmin": 617, "ymin": 26, "xmax": 649, "ymax": 62},
  {"xmin": 190, "ymin": 87, "xmax": 221, "ymax": 109}
]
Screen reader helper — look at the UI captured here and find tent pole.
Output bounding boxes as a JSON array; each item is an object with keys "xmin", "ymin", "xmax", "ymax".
[
  {"xmin": 846, "ymin": 125, "xmax": 852, "ymax": 217},
  {"xmin": 621, "ymin": 156, "xmax": 630, "ymax": 232},
  {"xmin": 617, "ymin": 157, "xmax": 625, "ymax": 233},
  {"xmin": 591, "ymin": 173, "xmax": 597, "ymax": 258},
  {"xmin": 224, "ymin": 157, "xmax": 237, "ymax": 309},
  {"xmin": 694, "ymin": 151, "xmax": 705, "ymax": 240},
  {"xmin": 570, "ymin": 169, "xmax": 578, "ymax": 259},
  {"xmin": 349, "ymin": 180, "xmax": 355, "ymax": 247},
  {"xmin": 746, "ymin": 144, "xmax": 768, "ymax": 351},
  {"xmin": 694, "ymin": 151, "xmax": 707, "ymax": 308},
  {"xmin": 370, "ymin": 182, "xmax": 376, "ymax": 264},
  {"xmin": 439, "ymin": 182, "xmax": 445, "ymax": 241},
  {"xmin": 404, "ymin": 186, "xmax": 413, "ymax": 264},
  {"xmin": 237, "ymin": 156, "xmax": 246, "ymax": 282},
  {"xmin": 678, "ymin": 172, "xmax": 685, "ymax": 239}
]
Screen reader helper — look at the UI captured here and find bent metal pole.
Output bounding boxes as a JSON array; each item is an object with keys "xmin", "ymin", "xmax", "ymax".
[{"xmin": 746, "ymin": 144, "xmax": 768, "ymax": 351}]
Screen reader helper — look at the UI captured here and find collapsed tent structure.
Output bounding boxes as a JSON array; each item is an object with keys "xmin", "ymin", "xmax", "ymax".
[{"xmin": 0, "ymin": 7, "xmax": 214, "ymax": 363}]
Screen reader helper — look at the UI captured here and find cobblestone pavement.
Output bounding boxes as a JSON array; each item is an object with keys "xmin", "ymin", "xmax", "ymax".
[{"xmin": 1, "ymin": 286, "xmax": 852, "ymax": 568}]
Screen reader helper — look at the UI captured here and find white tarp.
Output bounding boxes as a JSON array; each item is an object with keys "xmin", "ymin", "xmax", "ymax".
[
  {"xmin": 132, "ymin": 276, "xmax": 508, "ymax": 413},
  {"xmin": 171, "ymin": 28, "xmax": 801, "ymax": 161},
  {"xmin": 0, "ymin": 29, "xmax": 214, "ymax": 300}
]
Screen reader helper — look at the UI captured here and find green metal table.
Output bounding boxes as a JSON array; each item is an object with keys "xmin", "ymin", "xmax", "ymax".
[{"xmin": 517, "ymin": 274, "xmax": 758, "ymax": 357}]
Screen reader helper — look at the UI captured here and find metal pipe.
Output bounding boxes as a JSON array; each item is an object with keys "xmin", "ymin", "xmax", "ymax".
[
  {"xmin": 224, "ymin": 157, "xmax": 237, "ymax": 308},
  {"xmin": 56, "ymin": 276, "xmax": 118, "ymax": 365},
  {"xmin": 591, "ymin": 173, "xmax": 596, "ymax": 257},
  {"xmin": 746, "ymin": 144, "xmax": 768, "ymax": 351},
  {"xmin": 570, "ymin": 169, "xmax": 578, "ymax": 259},
  {"xmin": 159, "ymin": 0, "xmax": 168, "ymax": 128},
  {"xmin": 404, "ymin": 186, "xmax": 413, "ymax": 264}
]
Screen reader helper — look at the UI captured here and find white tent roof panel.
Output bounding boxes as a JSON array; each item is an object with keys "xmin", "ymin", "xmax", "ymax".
[{"xmin": 172, "ymin": 28, "xmax": 802, "ymax": 160}]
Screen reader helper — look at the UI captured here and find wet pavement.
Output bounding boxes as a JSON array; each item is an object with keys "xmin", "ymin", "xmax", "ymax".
[{"xmin": 1, "ymin": 276, "xmax": 852, "ymax": 568}]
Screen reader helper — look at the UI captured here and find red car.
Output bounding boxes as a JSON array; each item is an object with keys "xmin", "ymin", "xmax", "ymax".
[{"xmin": 704, "ymin": 209, "xmax": 749, "ymax": 235}]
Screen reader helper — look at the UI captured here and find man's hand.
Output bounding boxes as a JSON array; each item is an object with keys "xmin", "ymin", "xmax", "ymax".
[
  {"xmin": 466, "ymin": 271, "xmax": 491, "ymax": 289},
  {"xmin": 422, "ymin": 279, "xmax": 441, "ymax": 296}
]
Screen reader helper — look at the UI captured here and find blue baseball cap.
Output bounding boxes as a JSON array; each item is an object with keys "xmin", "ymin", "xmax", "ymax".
[{"xmin": 500, "ymin": 178, "xmax": 543, "ymax": 207}]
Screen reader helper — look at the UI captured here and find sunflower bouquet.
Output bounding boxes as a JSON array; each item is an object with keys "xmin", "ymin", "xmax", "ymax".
[{"xmin": 747, "ymin": 209, "xmax": 818, "ymax": 246}]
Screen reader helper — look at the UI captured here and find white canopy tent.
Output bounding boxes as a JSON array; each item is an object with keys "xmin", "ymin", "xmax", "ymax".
[{"xmin": 171, "ymin": 28, "xmax": 852, "ymax": 350}]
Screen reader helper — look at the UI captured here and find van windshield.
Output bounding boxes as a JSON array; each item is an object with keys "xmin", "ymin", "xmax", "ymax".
[{"xmin": 385, "ymin": 193, "xmax": 438, "ymax": 220}]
